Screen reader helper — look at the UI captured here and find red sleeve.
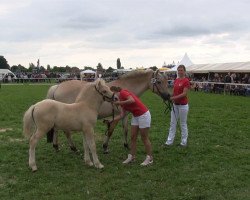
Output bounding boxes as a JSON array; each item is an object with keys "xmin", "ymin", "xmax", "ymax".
[{"xmin": 183, "ymin": 78, "xmax": 191, "ymax": 89}]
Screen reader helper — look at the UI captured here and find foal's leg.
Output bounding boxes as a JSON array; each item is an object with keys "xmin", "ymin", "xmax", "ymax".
[
  {"xmin": 65, "ymin": 131, "xmax": 77, "ymax": 152},
  {"xmin": 82, "ymin": 133, "xmax": 93, "ymax": 166},
  {"xmin": 29, "ymin": 129, "xmax": 44, "ymax": 172},
  {"xmin": 122, "ymin": 115, "xmax": 129, "ymax": 149},
  {"xmin": 102, "ymin": 120, "xmax": 119, "ymax": 154},
  {"xmin": 84, "ymin": 127, "xmax": 104, "ymax": 169}
]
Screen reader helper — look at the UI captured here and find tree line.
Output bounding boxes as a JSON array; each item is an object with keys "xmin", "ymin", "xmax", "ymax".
[{"xmin": 0, "ymin": 56, "xmax": 130, "ymax": 73}]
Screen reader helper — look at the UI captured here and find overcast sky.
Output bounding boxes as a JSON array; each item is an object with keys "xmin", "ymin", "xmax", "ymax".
[{"xmin": 1, "ymin": 0, "xmax": 250, "ymax": 69}]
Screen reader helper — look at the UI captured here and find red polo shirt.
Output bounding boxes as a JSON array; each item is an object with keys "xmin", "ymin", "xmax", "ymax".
[
  {"xmin": 119, "ymin": 89, "xmax": 148, "ymax": 117},
  {"xmin": 173, "ymin": 78, "xmax": 190, "ymax": 105}
]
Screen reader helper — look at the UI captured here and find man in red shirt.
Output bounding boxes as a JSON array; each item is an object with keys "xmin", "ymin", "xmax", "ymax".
[
  {"xmin": 110, "ymin": 86, "xmax": 153, "ymax": 166},
  {"xmin": 165, "ymin": 65, "xmax": 190, "ymax": 147}
]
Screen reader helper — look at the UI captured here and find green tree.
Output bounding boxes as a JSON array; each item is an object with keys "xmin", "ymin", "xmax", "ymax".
[
  {"xmin": 106, "ymin": 67, "xmax": 114, "ymax": 73},
  {"xmin": 117, "ymin": 58, "xmax": 121, "ymax": 69},
  {"xmin": 47, "ymin": 64, "xmax": 51, "ymax": 71},
  {"xmin": 0, "ymin": 56, "xmax": 10, "ymax": 69},
  {"xmin": 97, "ymin": 63, "xmax": 103, "ymax": 71},
  {"xmin": 149, "ymin": 66, "xmax": 158, "ymax": 71}
]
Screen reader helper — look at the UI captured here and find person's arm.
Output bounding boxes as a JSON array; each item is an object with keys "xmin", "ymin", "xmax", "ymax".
[
  {"xmin": 113, "ymin": 106, "xmax": 127, "ymax": 122},
  {"xmin": 170, "ymin": 87, "xmax": 189, "ymax": 101},
  {"xmin": 114, "ymin": 95, "xmax": 135, "ymax": 106}
]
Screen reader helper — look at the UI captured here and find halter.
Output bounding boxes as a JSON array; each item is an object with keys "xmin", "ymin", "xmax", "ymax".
[
  {"xmin": 151, "ymin": 72, "xmax": 172, "ymax": 113},
  {"xmin": 95, "ymin": 85, "xmax": 115, "ymax": 102}
]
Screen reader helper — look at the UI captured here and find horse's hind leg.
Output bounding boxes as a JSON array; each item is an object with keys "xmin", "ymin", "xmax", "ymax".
[
  {"xmin": 82, "ymin": 133, "xmax": 93, "ymax": 167},
  {"xmin": 84, "ymin": 127, "xmax": 103, "ymax": 169},
  {"xmin": 102, "ymin": 119, "xmax": 119, "ymax": 154},
  {"xmin": 29, "ymin": 129, "xmax": 44, "ymax": 172},
  {"xmin": 52, "ymin": 130, "xmax": 59, "ymax": 151},
  {"xmin": 122, "ymin": 115, "xmax": 129, "ymax": 149}
]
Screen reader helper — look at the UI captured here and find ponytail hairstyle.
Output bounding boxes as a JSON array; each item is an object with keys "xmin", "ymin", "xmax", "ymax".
[{"xmin": 110, "ymin": 86, "xmax": 122, "ymax": 92}]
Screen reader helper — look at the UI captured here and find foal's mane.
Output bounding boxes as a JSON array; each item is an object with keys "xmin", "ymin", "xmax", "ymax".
[{"xmin": 118, "ymin": 69, "xmax": 153, "ymax": 81}]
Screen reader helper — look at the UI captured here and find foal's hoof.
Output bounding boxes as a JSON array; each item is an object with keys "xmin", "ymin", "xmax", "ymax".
[
  {"xmin": 85, "ymin": 160, "xmax": 94, "ymax": 167},
  {"xmin": 95, "ymin": 163, "xmax": 104, "ymax": 169},
  {"xmin": 31, "ymin": 166, "xmax": 37, "ymax": 172}
]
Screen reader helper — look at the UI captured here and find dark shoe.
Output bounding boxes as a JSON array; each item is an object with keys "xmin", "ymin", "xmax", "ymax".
[{"xmin": 179, "ymin": 143, "xmax": 187, "ymax": 148}]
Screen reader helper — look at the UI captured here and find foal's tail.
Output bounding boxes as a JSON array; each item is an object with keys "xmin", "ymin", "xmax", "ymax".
[{"xmin": 23, "ymin": 105, "xmax": 36, "ymax": 139}]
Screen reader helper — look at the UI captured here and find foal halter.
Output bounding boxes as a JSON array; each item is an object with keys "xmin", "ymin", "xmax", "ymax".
[{"xmin": 95, "ymin": 85, "xmax": 115, "ymax": 102}]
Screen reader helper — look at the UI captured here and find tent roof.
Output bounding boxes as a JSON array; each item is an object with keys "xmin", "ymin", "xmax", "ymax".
[
  {"xmin": 0, "ymin": 69, "xmax": 17, "ymax": 79},
  {"xmin": 177, "ymin": 53, "xmax": 193, "ymax": 67},
  {"xmin": 80, "ymin": 69, "xmax": 96, "ymax": 74},
  {"xmin": 187, "ymin": 61, "xmax": 250, "ymax": 73}
]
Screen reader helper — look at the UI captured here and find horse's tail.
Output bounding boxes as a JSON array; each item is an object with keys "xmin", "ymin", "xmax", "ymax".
[{"xmin": 23, "ymin": 105, "xmax": 36, "ymax": 139}]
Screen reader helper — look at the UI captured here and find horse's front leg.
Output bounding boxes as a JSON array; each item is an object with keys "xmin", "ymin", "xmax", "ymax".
[
  {"xmin": 83, "ymin": 127, "xmax": 104, "ymax": 169},
  {"xmin": 122, "ymin": 115, "xmax": 129, "ymax": 149},
  {"xmin": 102, "ymin": 119, "xmax": 119, "ymax": 154},
  {"xmin": 82, "ymin": 133, "xmax": 93, "ymax": 167}
]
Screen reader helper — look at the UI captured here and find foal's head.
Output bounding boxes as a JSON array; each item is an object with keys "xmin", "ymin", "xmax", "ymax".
[
  {"xmin": 149, "ymin": 70, "xmax": 171, "ymax": 101},
  {"xmin": 95, "ymin": 79, "xmax": 116, "ymax": 102}
]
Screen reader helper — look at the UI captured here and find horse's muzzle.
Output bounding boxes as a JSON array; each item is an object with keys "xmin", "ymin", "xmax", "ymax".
[{"xmin": 161, "ymin": 93, "xmax": 171, "ymax": 101}]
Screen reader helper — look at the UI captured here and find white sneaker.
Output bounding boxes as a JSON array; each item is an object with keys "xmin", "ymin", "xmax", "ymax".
[
  {"xmin": 140, "ymin": 155, "xmax": 153, "ymax": 166},
  {"xmin": 122, "ymin": 154, "xmax": 135, "ymax": 164}
]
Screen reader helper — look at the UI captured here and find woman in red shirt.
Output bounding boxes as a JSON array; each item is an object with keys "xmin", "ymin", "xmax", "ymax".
[
  {"xmin": 165, "ymin": 65, "xmax": 190, "ymax": 147},
  {"xmin": 110, "ymin": 86, "xmax": 153, "ymax": 166}
]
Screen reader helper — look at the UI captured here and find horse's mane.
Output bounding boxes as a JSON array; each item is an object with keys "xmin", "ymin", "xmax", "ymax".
[{"xmin": 118, "ymin": 69, "xmax": 153, "ymax": 80}]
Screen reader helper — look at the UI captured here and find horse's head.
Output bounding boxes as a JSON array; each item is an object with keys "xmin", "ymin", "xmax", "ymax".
[
  {"xmin": 95, "ymin": 79, "xmax": 117, "ymax": 102},
  {"xmin": 149, "ymin": 70, "xmax": 171, "ymax": 101}
]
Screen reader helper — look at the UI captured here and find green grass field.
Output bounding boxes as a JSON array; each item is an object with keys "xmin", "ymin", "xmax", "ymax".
[{"xmin": 0, "ymin": 84, "xmax": 249, "ymax": 200}]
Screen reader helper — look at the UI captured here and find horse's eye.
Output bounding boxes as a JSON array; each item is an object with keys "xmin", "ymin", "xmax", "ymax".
[{"xmin": 103, "ymin": 90, "xmax": 107, "ymax": 94}]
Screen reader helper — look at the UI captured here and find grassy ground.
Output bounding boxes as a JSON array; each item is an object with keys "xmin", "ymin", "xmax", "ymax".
[{"xmin": 0, "ymin": 84, "xmax": 249, "ymax": 200}]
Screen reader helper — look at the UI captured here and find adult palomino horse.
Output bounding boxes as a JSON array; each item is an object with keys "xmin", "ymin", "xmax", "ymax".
[
  {"xmin": 23, "ymin": 79, "xmax": 116, "ymax": 171},
  {"xmin": 46, "ymin": 69, "xmax": 170, "ymax": 153}
]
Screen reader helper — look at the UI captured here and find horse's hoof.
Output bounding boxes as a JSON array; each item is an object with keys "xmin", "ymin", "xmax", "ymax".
[
  {"xmin": 103, "ymin": 149, "xmax": 109, "ymax": 154},
  {"xmin": 124, "ymin": 143, "xmax": 129, "ymax": 149},
  {"xmin": 70, "ymin": 146, "xmax": 78, "ymax": 152},
  {"xmin": 53, "ymin": 144, "xmax": 59, "ymax": 151}
]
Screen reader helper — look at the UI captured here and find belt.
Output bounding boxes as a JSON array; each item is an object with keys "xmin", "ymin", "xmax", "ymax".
[{"xmin": 174, "ymin": 103, "xmax": 187, "ymax": 105}]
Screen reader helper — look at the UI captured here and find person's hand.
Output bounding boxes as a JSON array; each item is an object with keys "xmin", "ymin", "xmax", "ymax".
[{"xmin": 113, "ymin": 101, "xmax": 121, "ymax": 105}]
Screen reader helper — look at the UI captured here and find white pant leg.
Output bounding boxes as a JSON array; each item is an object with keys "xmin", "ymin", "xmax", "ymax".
[
  {"xmin": 166, "ymin": 105, "xmax": 179, "ymax": 145},
  {"xmin": 179, "ymin": 104, "xmax": 189, "ymax": 145}
]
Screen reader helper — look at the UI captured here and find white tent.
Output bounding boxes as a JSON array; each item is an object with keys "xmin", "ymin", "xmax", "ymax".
[
  {"xmin": 80, "ymin": 69, "xmax": 96, "ymax": 81},
  {"xmin": 177, "ymin": 53, "xmax": 193, "ymax": 67},
  {"xmin": 0, "ymin": 69, "xmax": 17, "ymax": 81},
  {"xmin": 186, "ymin": 61, "xmax": 250, "ymax": 73},
  {"xmin": 164, "ymin": 53, "xmax": 193, "ymax": 73},
  {"xmin": 80, "ymin": 69, "xmax": 96, "ymax": 74}
]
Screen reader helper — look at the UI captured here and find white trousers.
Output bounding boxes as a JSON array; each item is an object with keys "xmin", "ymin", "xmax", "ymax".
[{"xmin": 166, "ymin": 104, "xmax": 189, "ymax": 145}]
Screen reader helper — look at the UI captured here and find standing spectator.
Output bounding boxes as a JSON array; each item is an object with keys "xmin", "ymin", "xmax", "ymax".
[{"xmin": 164, "ymin": 65, "xmax": 191, "ymax": 147}]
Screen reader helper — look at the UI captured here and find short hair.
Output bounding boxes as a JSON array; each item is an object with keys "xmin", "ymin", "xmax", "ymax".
[
  {"xmin": 177, "ymin": 64, "xmax": 186, "ymax": 72},
  {"xmin": 110, "ymin": 86, "xmax": 122, "ymax": 92}
]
